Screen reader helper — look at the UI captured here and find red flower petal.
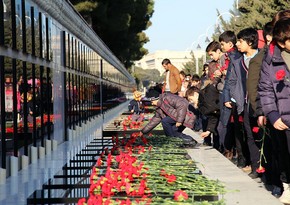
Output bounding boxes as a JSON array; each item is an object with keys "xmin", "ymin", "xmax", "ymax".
[
  {"xmin": 256, "ymin": 166, "xmax": 265, "ymax": 173},
  {"xmin": 276, "ymin": 70, "xmax": 286, "ymax": 81},
  {"xmin": 252, "ymin": 127, "xmax": 259, "ymax": 133}
]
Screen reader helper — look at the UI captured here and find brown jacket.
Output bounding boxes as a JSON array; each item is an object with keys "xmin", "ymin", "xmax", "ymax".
[{"xmin": 163, "ymin": 65, "xmax": 182, "ymax": 93}]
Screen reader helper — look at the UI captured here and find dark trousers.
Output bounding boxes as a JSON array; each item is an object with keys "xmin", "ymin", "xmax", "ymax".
[
  {"xmin": 232, "ymin": 103, "xmax": 249, "ymax": 161},
  {"xmin": 243, "ymin": 104, "xmax": 260, "ymax": 170},
  {"xmin": 217, "ymin": 120, "xmax": 234, "ymax": 150},
  {"xmin": 279, "ymin": 130, "xmax": 290, "ymax": 183},
  {"xmin": 217, "ymin": 105, "xmax": 235, "ymax": 151},
  {"xmin": 161, "ymin": 116, "xmax": 193, "ymax": 142},
  {"xmin": 203, "ymin": 115, "xmax": 220, "ymax": 149},
  {"xmin": 221, "ymin": 122, "xmax": 235, "ymax": 151},
  {"xmin": 218, "ymin": 96, "xmax": 232, "ymax": 148},
  {"xmin": 263, "ymin": 124, "xmax": 282, "ymax": 187}
]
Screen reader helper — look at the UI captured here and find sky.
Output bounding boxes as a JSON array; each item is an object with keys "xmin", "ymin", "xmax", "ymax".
[{"xmin": 144, "ymin": 0, "xmax": 236, "ymax": 53}]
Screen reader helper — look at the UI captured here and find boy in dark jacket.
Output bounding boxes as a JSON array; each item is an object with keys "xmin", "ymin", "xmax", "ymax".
[
  {"xmin": 218, "ymin": 30, "xmax": 241, "ymax": 159},
  {"xmin": 140, "ymin": 90, "xmax": 198, "ymax": 148},
  {"xmin": 233, "ymin": 28, "xmax": 260, "ymax": 176},
  {"xmin": 198, "ymin": 61, "xmax": 221, "ymax": 149},
  {"xmin": 258, "ymin": 18, "xmax": 290, "ymax": 204}
]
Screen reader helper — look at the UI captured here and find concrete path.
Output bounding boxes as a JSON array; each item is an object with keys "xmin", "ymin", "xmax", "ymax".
[{"xmin": 183, "ymin": 128, "xmax": 283, "ymax": 205}]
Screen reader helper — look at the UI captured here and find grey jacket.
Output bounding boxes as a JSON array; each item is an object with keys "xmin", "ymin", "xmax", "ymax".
[{"xmin": 141, "ymin": 93, "xmax": 196, "ymax": 134}]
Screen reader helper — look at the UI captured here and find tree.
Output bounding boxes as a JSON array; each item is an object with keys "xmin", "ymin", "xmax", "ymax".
[
  {"xmin": 133, "ymin": 66, "xmax": 162, "ymax": 83},
  {"xmin": 182, "ymin": 52, "xmax": 206, "ymax": 76},
  {"xmin": 215, "ymin": 0, "xmax": 289, "ymax": 37},
  {"xmin": 70, "ymin": 0, "xmax": 154, "ymax": 69},
  {"xmin": 182, "ymin": 52, "xmax": 196, "ymax": 75}
]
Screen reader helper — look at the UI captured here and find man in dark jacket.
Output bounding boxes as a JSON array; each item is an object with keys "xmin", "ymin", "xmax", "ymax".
[{"xmin": 140, "ymin": 91, "xmax": 197, "ymax": 148}]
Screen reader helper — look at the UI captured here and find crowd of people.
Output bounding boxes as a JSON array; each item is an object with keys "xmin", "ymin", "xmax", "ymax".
[{"xmin": 137, "ymin": 10, "xmax": 290, "ymax": 205}]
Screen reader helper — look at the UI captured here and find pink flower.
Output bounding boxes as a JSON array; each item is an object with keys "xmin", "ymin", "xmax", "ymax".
[
  {"xmin": 174, "ymin": 190, "xmax": 188, "ymax": 201},
  {"xmin": 256, "ymin": 165, "xmax": 265, "ymax": 173},
  {"xmin": 276, "ymin": 70, "xmax": 286, "ymax": 81},
  {"xmin": 256, "ymin": 126, "xmax": 270, "ymax": 175}
]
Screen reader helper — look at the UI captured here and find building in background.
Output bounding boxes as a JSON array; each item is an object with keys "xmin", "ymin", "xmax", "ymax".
[{"xmin": 134, "ymin": 50, "xmax": 206, "ymax": 76}]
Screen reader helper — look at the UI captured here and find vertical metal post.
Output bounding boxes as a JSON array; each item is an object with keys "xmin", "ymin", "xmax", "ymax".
[
  {"xmin": 62, "ymin": 31, "xmax": 68, "ymax": 141},
  {"xmin": 0, "ymin": 55, "xmax": 6, "ymax": 168},
  {"xmin": 100, "ymin": 59, "xmax": 103, "ymax": 149}
]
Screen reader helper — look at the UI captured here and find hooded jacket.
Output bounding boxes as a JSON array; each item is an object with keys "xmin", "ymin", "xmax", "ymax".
[{"xmin": 141, "ymin": 93, "xmax": 196, "ymax": 134}]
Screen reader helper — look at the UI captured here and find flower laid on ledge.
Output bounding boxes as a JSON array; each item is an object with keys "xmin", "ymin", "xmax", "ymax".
[
  {"xmin": 122, "ymin": 115, "xmax": 145, "ymax": 131},
  {"xmin": 78, "ymin": 134, "xmax": 225, "ymax": 205},
  {"xmin": 174, "ymin": 190, "xmax": 189, "ymax": 201},
  {"xmin": 160, "ymin": 169, "xmax": 176, "ymax": 184}
]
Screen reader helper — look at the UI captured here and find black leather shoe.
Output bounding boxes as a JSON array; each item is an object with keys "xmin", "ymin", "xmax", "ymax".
[
  {"xmin": 248, "ymin": 171, "xmax": 260, "ymax": 179},
  {"xmin": 181, "ymin": 140, "xmax": 198, "ymax": 148},
  {"xmin": 202, "ymin": 142, "xmax": 212, "ymax": 146},
  {"xmin": 237, "ymin": 157, "xmax": 246, "ymax": 168}
]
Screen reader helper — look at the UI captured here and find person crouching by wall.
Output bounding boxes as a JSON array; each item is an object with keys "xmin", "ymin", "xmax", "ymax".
[
  {"xmin": 128, "ymin": 91, "xmax": 144, "ymax": 122},
  {"xmin": 139, "ymin": 90, "xmax": 198, "ymax": 148}
]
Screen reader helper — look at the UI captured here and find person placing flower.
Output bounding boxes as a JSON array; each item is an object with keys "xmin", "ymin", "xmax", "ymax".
[
  {"xmin": 139, "ymin": 87, "xmax": 198, "ymax": 148},
  {"xmin": 128, "ymin": 91, "xmax": 144, "ymax": 122}
]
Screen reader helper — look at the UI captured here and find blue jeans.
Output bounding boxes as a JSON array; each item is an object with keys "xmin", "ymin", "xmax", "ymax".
[{"xmin": 161, "ymin": 116, "xmax": 193, "ymax": 143}]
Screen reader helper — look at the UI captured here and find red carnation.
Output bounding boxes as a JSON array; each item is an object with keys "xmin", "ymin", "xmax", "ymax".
[
  {"xmin": 166, "ymin": 174, "xmax": 176, "ymax": 184},
  {"xmin": 96, "ymin": 158, "xmax": 102, "ymax": 167},
  {"xmin": 252, "ymin": 127, "xmax": 259, "ymax": 133},
  {"xmin": 238, "ymin": 115, "xmax": 244, "ymax": 122},
  {"xmin": 160, "ymin": 169, "xmax": 166, "ymax": 176},
  {"xmin": 256, "ymin": 165, "xmax": 265, "ymax": 173},
  {"xmin": 174, "ymin": 190, "xmax": 188, "ymax": 201},
  {"xmin": 77, "ymin": 198, "xmax": 86, "ymax": 205},
  {"xmin": 276, "ymin": 70, "xmax": 286, "ymax": 81}
]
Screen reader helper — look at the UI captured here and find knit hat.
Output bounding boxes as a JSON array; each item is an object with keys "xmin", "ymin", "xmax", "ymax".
[{"xmin": 133, "ymin": 91, "xmax": 142, "ymax": 100}]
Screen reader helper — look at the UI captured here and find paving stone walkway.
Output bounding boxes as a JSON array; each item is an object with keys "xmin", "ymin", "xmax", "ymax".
[{"xmin": 183, "ymin": 128, "xmax": 283, "ymax": 205}]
